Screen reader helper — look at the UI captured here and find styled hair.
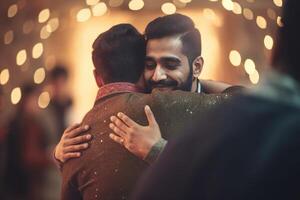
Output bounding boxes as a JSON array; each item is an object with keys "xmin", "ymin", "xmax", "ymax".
[
  {"xmin": 92, "ymin": 24, "xmax": 146, "ymax": 83},
  {"xmin": 145, "ymin": 14, "xmax": 201, "ymax": 65},
  {"xmin": 272, "ymin": 0, "xmax": 300, "ymax": 81}
]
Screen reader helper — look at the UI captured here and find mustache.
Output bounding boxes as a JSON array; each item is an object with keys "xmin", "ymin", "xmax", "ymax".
[{"xmin": 148, "ymin": 79, "xmax": 178, "ymax": 88}]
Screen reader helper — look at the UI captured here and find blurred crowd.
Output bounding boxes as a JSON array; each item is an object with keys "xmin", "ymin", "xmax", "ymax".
[{"xmin": 0, "ymin": 65, "xmax": 72, "ymax": 200}]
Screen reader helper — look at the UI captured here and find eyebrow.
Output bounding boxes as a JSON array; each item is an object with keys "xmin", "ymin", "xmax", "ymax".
[{"xmin": 160, "ymin": 56, "xmax": 181, "ymax": 63}]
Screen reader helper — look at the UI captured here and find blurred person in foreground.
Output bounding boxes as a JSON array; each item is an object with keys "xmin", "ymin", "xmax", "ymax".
[
  {"xmin": 59, "ymin": 22, "xmax": 241, "ymax": 200},
  {"xmin": 132, "ymin": 1, "xmax": 300, "ymax": 199},
  {"xmin": 4, "ymin": 84, "xmax": 53, "ymax": 200}
]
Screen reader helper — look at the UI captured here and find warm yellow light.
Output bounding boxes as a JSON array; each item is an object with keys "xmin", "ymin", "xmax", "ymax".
[
  {"xmin": 38, "ymin": 9, "xmax": 50, "ymax": 23},
  {"xmin": 277, "ymin": 16, "xmax": 283, "ymax": 27},
  {"xmin": 222, "ymin": 0, "xmax": 233, "ymax": 11},
  {"xmin": 16, "ymin": 49, "xmax": 27, "ymax": 66},
  {"xmin": 92, "ymin": 2, "xmax": 108, "ymax": 16},
  {"xmin": 273, "ymin": 0, "xmax": 282, "ymax": 7},
  {"xmin": 86, "ymin": 0, "xmax": 100, "ymax": 6},
  {"xmin": 161, "ymin": 2, "xmax": 176, "ymax": 15},
  {"xmin": 23, "ymin": 20, "xmax": 34, "ymax": 34},
  {"xmin": 4, "ymin": 30, "xmax": 14, "ymax": 45},
  {"xmin": 32, "ymin": 43, "xmax": 44, "ymax": 59},
  {"xmin": 47, "ymin": 18, "xmax": 59, "ymax": 32},
  {"xmin": 76, "ymin": 8, "xmax": 92, "ymax": 22},
  {"xmin": 0, "ymin": 69, "xmax": 10, "ymax": 85},
  {"xmin": 229, "ymin": 50, "xmax": 241, "ymax": 67},
  {"xmin": 129, "ymin": 0, "xmax": 144, "ymax": 11},
  {"xmin": 232, "ymin": 2, "xmax": 242, "ymax": 15},
  {"xmin": 209, "ymin": 0, "xmax": 218, "ymax": 2},
  {"xmin": 11, "ymin": 87, "xmax": 22, "ymax": 105},
  {"xmin": 203, "ymin": 8, "xmax": 216, "ymax": 20},
  {"xmin": 243, "ymin": 8, "xmax": 254, "ymax": 20},
  {"xmin": 244, "ymin": 59, "xmax": 256, "ymax": 75},
  {"xmin": 179, "ymin": 0, "xmax": 192, "ymax": 3},
  {"xmin": 264, "ymin": 35, "xmax": 273, "ymax": 50},
  {"xmin": 38, "ymin": 91, "xmax": 50, "ymax": 109},
  {"xmin": 40, "ymin": 25, "xmax": 51, "ymax": 39},
  {"xmin": 267, "ymin": 8, "xmax": 276, "ymax": 20},
  {"xmin": 8, "ymin": 4, "xmax": 18, "ymax": 18},
  {"xmin": 109, "ymin": 0, "xmax": 124, "ymax": 7},
  {"xmin": 249, "ymin": 70, "xmax": 259, "ymax": 84},
  {"xmin": 256, "ymin": 16, "xmax": 267, "ymax": 29},
  {"xmin": 34, "ymin": 68, "xmax": 46, "ymax": 84}
]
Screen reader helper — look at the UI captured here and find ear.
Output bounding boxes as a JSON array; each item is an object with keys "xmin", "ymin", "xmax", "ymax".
[
  {"xmin": 93, "ymin": 69, "xmax": 104, "ymax": 88},
  {"xmin": 192, "ymin": 56, "xmax": 204, "ymax": 78}
]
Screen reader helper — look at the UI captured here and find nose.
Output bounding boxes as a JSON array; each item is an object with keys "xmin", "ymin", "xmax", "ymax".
[{"xmin": 151, "ymin": 65, "xmax": 167, "ymax": 82}]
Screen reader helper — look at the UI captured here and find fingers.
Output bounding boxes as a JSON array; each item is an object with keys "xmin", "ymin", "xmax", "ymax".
[
  {"xmin": 144, "ymin": 105, "xmax": 158, "ymax": 126},
  {"xmin": 67, "ymin": 125, "xmax": 90, "ymax": 138},
  {"xmin": 64, "ymin": 123, "xmax": 81, "ymax": 133},
  {"xmin": 110, "ymin": 116, "xmax": 130, "ymax": 133},
  {"xmin": 117, "ymin": 112, "xmax": 138, "ymax": 127},
  {"xmin": 63, "ymin": 152, "xmax": 81, "ymax": 162},
  {"xmin": 109, "ymin": 122, "xmax": 127, "ymax": 137},
  {"xmin": 64, "ymin": 134, "xmax": 92, "ymax": 146},
  {"xmin": 63, "ymin": 143, "xmax": 89, "ymax": 153},
  {"xmin": 109, "ymin": 133, "xmax": 124, "ymax": 145}
]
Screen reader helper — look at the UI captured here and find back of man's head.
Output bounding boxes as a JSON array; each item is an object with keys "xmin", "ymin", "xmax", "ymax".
[
  {"xmin": 145, "ymin": 14, "xmax": 201, "ymax": 65},
  {"xmin": 272, "ymin": 0, "xmax": 300, "ymax": 81},
  {"xmin": 92, "ymin": 24, "xmax": 146, "ymax": 84}
]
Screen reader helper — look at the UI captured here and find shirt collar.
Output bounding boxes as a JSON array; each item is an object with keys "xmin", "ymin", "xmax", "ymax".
[{"xmin": 95, "ymin": 82, "xmax": 143, "ymax": 102}]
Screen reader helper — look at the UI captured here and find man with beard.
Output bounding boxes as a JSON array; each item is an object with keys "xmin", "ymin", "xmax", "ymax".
[
  {"xmin": 59, "ymin": 20, "xmax": 239, "ymax": 199},
  {"xmin": 54, "ymin": 14, "xmax": 242, "ymax": 165}
]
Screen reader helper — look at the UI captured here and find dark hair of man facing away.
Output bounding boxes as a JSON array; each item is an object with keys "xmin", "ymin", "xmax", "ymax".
[
  {"xmin": 272, "ymin": 0, "xmax": 300, "ymax": 81},
  {"xmin": 92, "ymin": 24, "xmax": 146, "ymax": 84},
  {"xmin": 145, "ymin": 13, "xmax": 201, "ymax": 67}
]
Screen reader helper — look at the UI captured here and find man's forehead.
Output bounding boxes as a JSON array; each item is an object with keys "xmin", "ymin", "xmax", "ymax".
[{"xmin": 147, "ymin": 36, "xmax": 183, "ymax": 53}]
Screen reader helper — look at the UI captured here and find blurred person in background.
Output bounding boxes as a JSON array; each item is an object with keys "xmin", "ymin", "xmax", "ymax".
[
  {"xmin": 47, "ymin": 65, "xmax": 73, "ymax": 140},
  {"xmin": 4, "ymin": 84, "xmax": 53, "ymax": 200},
  {"xmin": 132, "ymin": 0, "xmax": 300, "ymax": 199}
]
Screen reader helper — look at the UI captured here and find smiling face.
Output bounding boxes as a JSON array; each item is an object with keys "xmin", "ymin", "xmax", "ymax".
[{"xmin": 143, "ymin": 36, "xmax": 194, "ymax": 92}]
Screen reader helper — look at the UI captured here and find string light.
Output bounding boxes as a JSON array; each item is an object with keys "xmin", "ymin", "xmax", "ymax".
[
  {"xmin": 0, "ymin": 69, "xmax": 10, "ymax": 85},
  {"xmin": 244, "ymin": 59, "xmax": 256, "ymax": 75},
  {"xmin": 4, "ymin": 30, "xmax": 14, "ymax": 45},
  {"xmin": 76, "ymin": 8, "xmax": 92, "ymax": 22},
  {"xmin": 32, "ymin": 43, "xmax": 44, "ymax": 59},
  {"xmin": 8, "ymin": 4, "xmax": 18, "ymax": 18},
  {"xmin": 129, "ymin": 0, "xmax": 144, "ymax": 11},
  {"xmin": 38, "ymin": 91, "xmax": 50, "ymax": 109},
  {"xmin": 38, "ymin": 9, "xmax": 50, "ymax": 23},
  {"xmin": 92, "ymin": 2, "xmax": 108, "ymax": 16},
  {"xmin": 232, "ymin": 2, "xmax": 242, "ymax": 15},
  {"xmin": 34, "ymin": 67, "xmax": 46, "ymax": 84},
  {"xmin": 222, "ymin": 0, "xmax": 233, "ymax": 11},
  {"xmin": 16, "ymin": 49, "xmax": 27, "ymax": 66},
  {"xmin": 256, "ymin": 16, "xmax": 267, "ymax": 29},
  {"xmin": 11, "ymin": 87, "xmax": 22, "ymax": 104},
  {"xmin": 161, "ymin": 2, "xmax": 176, "ymax": 15},
  {"xmin": 264, "ymin": 35, "xmax": 273, "ymax": 50},
  {"xmin": 243, "ymin": 8, "xmax": 254, "ymax": 20},
  {"xmin": 229, "ymin": 50, "xmax": 241, "ymax": 67}
]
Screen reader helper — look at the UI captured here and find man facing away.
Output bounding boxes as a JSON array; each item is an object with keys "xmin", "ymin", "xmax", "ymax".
[{"xmin": 60, "ymin": 22, "xmax": 239, "ymax": 199}]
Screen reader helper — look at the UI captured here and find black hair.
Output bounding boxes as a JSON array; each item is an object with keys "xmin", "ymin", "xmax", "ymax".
[
  {"xmin": 92, "ymin": 24, "xmax": 146, "ymax": 84},
  {"xmin": 145, "ymin": 14, "xmax": 201, "ymax": 66},
  {"xmin": 50, "ymin": 65, "xmax": 68, "ymax": 80},
  {"xmin": 272, "ymin": 0, "xmax": 300, "ymax": 81}
]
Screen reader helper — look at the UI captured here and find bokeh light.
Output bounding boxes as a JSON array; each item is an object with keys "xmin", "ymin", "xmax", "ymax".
[
  {"xmin": 264, "ymin": 35, "xmax": 273, "ymax": 50},
  {"xmin": 129, "ymin": 0, "xmax": 144, "ymax": 11},
  {"xmin": 8, "ymin": 4, "xmax": 18, "ymax": 18},
  {"xmin": 244, "ymin": 59, "xmax": 256, "ymax": 75},
  {"xmin": 256, "ymin": 16, "xmax": 267, "ymax": 29},
  {"xmin": 273, "ymin": 0, "xmax": 283, "ymax": 7},
  {"xmin": 250, "ymin": 70, "xmax": 259, "ymax": 84},
  {"xmin": 4, "ymin": 30, "xmax": 14, "ymax": 45},
  {"xmin": 38, "ymin": 9, "xmax": 50, "ymax": 23},
  {"xmin": 11, "ymin": 87, "xmax": 22, "ymax": 105},
  {"xmin": 76, "ymin": 8, "xmax": 92, "ymax": 22},
  {"xmin": 243, "ymin": 8, "xmax": 254, "ymax": 20},
  {"xmin": 32, "ymin": 43, "xmax": 44, "ymax": 59},
  {"xmin": 34, "ymin": 68, "xmax": 46, "ymax": 84},
  {"xmin": 86, "ymin": 0, "xmax": 100, "ymax": 6},
  {"xmin": 0, "ymin": 69, "xmax": 10, "ymax": 85},
  {"xmin": 161, "ymin": 2, "xmax": 176, "ymax": 15},
  {"xmin": 232, "ymin": 2, "xmax": 242, "ymax": 15},
  {"xmin": 222, "ymin": 0, "xmax": 233, "ymax": 11},
  {"xmin": 229, "ymin": 50, "xmax": 241, "ymax": 67},
  {"xmin": 109, "ymin": 0, "xmax": 124, "ymax": 7},
  {"xmin": 38, "ymin": 91, "xmax": 50, "ymax": 109},
  {"xmin": 16, "ymin": 49, "xmax": 27, "ymax": 66},
  {"xmin": 92, "ymin": 2, "xmax": 108, "ymax": 16}
]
